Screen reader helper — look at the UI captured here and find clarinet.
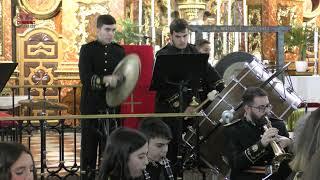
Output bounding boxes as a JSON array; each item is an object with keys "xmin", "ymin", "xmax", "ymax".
[{"xmin": 143, "ymin": 170, "xmax": 151, "ymax": 180}]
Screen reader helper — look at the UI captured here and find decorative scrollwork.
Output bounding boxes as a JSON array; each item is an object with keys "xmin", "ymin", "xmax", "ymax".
[{"xmin": 18, "ymin": 0, "xmax": 61, "ymax": 20}]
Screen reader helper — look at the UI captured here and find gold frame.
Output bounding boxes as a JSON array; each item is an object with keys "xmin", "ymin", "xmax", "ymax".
[
  {"xmin": 17, "ymin": 27, "xmax": 63, "ymax": 97},
  {"xmin": 18, "ymin": 0, "xmax": 61, "ymax": 19}
]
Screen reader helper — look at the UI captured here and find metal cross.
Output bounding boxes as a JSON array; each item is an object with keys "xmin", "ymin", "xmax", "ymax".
[{"xmin": 123, "ymin": 94, "xmax": 143, "ymax": 113}]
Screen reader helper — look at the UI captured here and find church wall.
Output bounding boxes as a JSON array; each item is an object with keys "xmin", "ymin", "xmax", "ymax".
[
  {"xmin": 0, "ymin": 0, "xmax": 12, "ymax": 61},
  {"xmin": 6, "ymin": 0, "xmax": 124, "ymax": 115}
]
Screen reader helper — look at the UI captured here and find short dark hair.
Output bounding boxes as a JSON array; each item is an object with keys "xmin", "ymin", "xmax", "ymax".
[
  {"xmin": 203, "ymin": 11, "xmax": 211, "ymax": 18},
  {"xmin": 97, "ymin": 14, "xmax": 116, "ymax": 28},
  {"xmin": 139, "ymin": 118, "xmax": 172, "ymax": 140},
  {"xmin": 171, "ymin": 11, "xmax": 180, "ymax": 20},
  {"xmin": 242, "ymin": 87, "xmax": 268, "ymax": 105},
  {"xmin": 195, "ymin": 39, "xmax": 210, "ymax": 48},
  {"xmin": 170, "ymin": 18, "xmax": 189, "ymax": 34},
  {"xmin": 0, "ymin": 142, "xmax": 36, "ymax": 180}
]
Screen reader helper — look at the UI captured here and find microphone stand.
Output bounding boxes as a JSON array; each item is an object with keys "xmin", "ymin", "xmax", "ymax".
[
  {"xmin": 189, "ymin": 97, "xmax": 207, "ymax": 180},
  {"xmin": 177, "ymin": 81, "xmax": 185, "ymax": 180},
  {"xmin": 166, "ymin": 79, "xmax": 189, "ymax": 180}
]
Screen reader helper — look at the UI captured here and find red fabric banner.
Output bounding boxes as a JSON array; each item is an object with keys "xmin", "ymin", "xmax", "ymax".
[
  {"xmin": 121, "ymin": 45, "xmax": 156, "ymax": 128},
  {"xmin": 0, "ymin": 112, "xmax": 16, "ymax": 127}
]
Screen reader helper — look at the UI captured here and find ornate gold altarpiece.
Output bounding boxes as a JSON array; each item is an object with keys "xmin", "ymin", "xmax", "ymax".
[
  {"xmin": 11, "ymin": 0, "xmax": 123, "ymax": 116},
  {"xmin": 16, "ymin": 28, "xmax": 63, "ymax": 99}
]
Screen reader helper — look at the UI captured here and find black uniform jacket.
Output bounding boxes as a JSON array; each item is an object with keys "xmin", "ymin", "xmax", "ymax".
[
  {"xmin": 79, "ymin": 40, "xmax": 125, "ymax": 114},
  {"xmin": 224, "ymin": 117, "xmax": 291, "ymax": 180},
  {"xmin": 154, "ymin": 43, "xmax": 224, "ymax": 111}
]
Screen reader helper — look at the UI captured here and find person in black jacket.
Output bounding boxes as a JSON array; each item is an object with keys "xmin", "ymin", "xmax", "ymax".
[
  {"xmin": 224, "ymin": 87, "xmax": 292, "ymax": 180},
  {"xmin": 78, "ymin": 14, "xmax": 125, "ymax": 180},
  {"xmin": 139, "ymin": 118, "xmax": 174, "ymax": 180},
  {"xmin": 153, "ymin": 18, "xmax": 224, "ymax": 178}
]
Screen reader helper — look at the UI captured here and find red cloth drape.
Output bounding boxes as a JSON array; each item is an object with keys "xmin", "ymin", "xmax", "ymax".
[
  {"xmin": 120, "ymin": 45, "xmax": 156, "ymax": 128},
  {"xmin": 0, "ymin": 112, "xmax": 16, "ymax": 127}
]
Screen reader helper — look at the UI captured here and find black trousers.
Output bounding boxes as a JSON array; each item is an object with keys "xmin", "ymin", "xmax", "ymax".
[
  {"xmin": 80, "ymin": 116, "xmax": 119, "ymax": 180},
  {"xmin": 80, "ymin": 118, "xmax": 106, "ymax": 180}
]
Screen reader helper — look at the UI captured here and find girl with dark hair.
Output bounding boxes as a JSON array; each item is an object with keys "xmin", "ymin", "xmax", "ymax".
[
  {"xmin": 98, "ymin": 128, "xmax": 148, "ymax": 180},
  {"xmin": 0, "ymin": 142, "xmax": 36, "ymax": 180}
]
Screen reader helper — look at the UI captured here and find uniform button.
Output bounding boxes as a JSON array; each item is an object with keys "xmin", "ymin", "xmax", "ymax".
[
  {"xmin": 104, "ymin": 52, "xmax": 107, "ymax": 55},
  {"xmin": 105, "ymin": 61, "xmax": 107, "ymax": 63},
  {"xmin": 105, "ymin": 45, "xmax": 108, "ymax": 48},
  {"xmin": 104, "ymin": 69, "xmax": 107, "ymax": 72}
]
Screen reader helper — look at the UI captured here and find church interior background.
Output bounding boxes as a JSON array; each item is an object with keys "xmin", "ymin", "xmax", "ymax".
[{"xmin": 1, "ymin": 0, "xmax": 320, "ymax": 179}]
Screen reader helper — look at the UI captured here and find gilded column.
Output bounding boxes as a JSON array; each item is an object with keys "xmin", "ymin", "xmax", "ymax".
[
  {"xmin": 261, "ymin": 0, "xmax": 277, "ymax": 61},
  {"xmin": 1, "ymin": 0, "xmax": 12, "ymax": 61},
  {"xmin": 261, "ymin": 0, "xmax": 304, "ymax": 62}
]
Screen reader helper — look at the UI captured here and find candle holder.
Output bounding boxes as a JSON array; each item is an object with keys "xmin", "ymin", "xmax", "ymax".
[
  {"xmin": 177, "ymin": 0, "xmax": 206, "ymax": 20},
  {"xmin": 313, "ymin": 59, "xmax": 319, "ymax": 76},
  {"xmin": 313, "ymin": 27, "xmax": 319, "ymax": 76}
]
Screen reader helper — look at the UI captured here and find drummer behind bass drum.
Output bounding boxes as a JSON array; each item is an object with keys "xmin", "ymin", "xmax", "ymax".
[{"xmin": 154, "ymin": 18, "xmax": 225, "ymax": 176}]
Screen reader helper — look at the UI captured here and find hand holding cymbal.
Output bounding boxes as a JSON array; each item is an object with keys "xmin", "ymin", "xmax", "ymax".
[
  {"xmin": 103, "ymin": 74, "xmax": 124, "ymax": 88},
  {"xmin": 105, "ymin": 54, "xmax": 141, "ymax": 107}
]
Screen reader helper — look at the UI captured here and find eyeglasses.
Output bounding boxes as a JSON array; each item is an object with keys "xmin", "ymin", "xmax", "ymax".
[{"xmin": 249, "ymin": 104, "xmax": 273, "ymax": 112}]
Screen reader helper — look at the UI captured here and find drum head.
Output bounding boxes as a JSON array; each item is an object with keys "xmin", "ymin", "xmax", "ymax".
[{"xmin": 215, "ymin": 52, "xmax": 256, "ymax": 85}]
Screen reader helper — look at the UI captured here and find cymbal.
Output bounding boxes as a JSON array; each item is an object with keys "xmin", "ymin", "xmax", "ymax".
[
  {"xmin": 19, "ymin": 99, "xmax": 68, "ymax": 110},
  {"xmin": 106, "ymin": 54, "xmax": 141, "ymax": 107}
]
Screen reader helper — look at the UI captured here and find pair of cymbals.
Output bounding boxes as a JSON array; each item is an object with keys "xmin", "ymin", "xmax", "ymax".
[{"xmin": 106, "ymin": 54, "xmax": 141, "ymax": 107}]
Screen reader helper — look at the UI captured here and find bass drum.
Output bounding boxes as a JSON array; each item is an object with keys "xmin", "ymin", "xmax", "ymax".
[{"xmin": 183, "ymin": 53, "xmax": 302, "ymax": 176}]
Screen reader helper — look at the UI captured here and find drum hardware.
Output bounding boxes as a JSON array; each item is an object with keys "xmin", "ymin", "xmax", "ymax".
[
  {"xmin": 191, "ymin": 90, "xmax": 217, "ymax": 113},
  {"xmin": 196, "ymin": 108, "xmax": 237, "ymax": 147},
  {"xmin": 263, "ymin": 116, "xmax": 293, "ymax": 172},
  {"xmin": 200, "ymin": 110, "xmax": 219, "ymax": 126},
  {"xmin": 182, "ymin": 96, "xmax": 208, "ymax": 179},
  {"xmin": 189, "ymin": 96, "xmax": 199, "ymax": 107},
  {"xmin": 165, "ymin": 93, "xmax": 180, "ymax": 109},
  {"xmin": 260, "ymin": 62, "xmax": 291, "ymax": 87},
  {"xmin": 231, "ymin": 76, "xmax": 247, "ymax": 90},
  {"xmin": 205, "ymin": 71, "xmax": 250, "ymax": 116},
  {"xmin": 183, "ymin": 111, "xmax": 215, "ymax": 147},
  {"xmin": 183, "ymin": 53, "xmax": 301, "ymax": 178}
]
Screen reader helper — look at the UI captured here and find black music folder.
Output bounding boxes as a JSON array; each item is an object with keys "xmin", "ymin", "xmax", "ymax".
[
  {"xmin": 0, "ymin": 63, "xmax": 18, "ymax": 93},
  {"xmin": 150, "ymin": 53, "xmax": 208, "ymax": 91}
]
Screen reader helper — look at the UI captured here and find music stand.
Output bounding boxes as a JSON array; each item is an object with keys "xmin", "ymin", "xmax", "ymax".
[
  {"xmin": 0, "ymin": 63, "xmax": 18, "ymax": 93},
  {"xmin": 150, "ymin": 53, "xmax": 208, "ymax": 93},
  {"xmin": 150, "ymin": 53, "xmax": 208, "ymax": 179}
]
